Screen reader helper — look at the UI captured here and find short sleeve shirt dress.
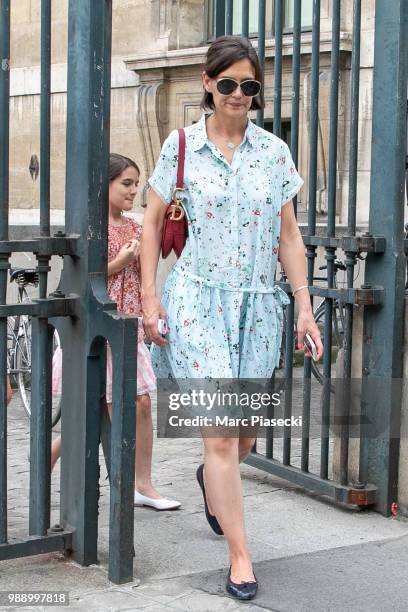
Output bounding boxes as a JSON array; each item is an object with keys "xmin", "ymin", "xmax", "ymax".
[{"xmin": 149, "ymin": 114, "xmax": 303, "ymax": 382}]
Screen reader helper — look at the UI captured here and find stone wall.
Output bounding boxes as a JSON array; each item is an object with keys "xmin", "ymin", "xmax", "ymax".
[{"xmin": 8, "ymin": 0, "xmax": 376, "ymax": 228}]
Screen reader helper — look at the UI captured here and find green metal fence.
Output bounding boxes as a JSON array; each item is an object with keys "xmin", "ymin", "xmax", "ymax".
[
  {"xmin": 0, "ymin": 0, "xmax": 407, "ymax": 585},
  {"xmin": 213, "ymin": 0, "xmax": 408, "ymax": 516},
  {"xmin": 0, "ymin": 0, "xmax": 136, "ymax": 584}
]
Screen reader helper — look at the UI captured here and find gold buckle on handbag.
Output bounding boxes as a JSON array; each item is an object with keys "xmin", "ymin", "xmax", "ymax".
[{"xmin": 170, "ymin": 187, "xmax": 185, "ymax": 220}]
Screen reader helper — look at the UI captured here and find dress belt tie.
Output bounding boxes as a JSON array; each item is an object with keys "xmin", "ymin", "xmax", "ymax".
[{"xmin": 173, "ymin": 267, "xmax": 290, "ymax": 301}]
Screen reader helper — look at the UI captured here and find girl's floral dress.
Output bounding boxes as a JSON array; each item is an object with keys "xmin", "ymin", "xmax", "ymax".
[
  {"xmin": 149, "ymin": 113, "xmax": 303, "ymax": 387},
  {"xmin": 106, "ymin": 218, "xmax": 156, "ymax": 399},
  {"xmin": 52, "ymin": 218, "xmax": 156, "ymax": 399}
]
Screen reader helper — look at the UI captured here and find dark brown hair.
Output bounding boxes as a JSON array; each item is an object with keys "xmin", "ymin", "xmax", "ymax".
[
  {"xmin": 201, "ymin": 35, "xmax": 264, "ymax": 111},
  {"xmin": 109, "ymin": 153, "xmax": 140, "ymax": 182}
]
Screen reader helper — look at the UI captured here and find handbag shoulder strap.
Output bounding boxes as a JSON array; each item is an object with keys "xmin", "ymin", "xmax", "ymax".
[{"xmin": 176, "ymin": 128, "xmax": 186, "ymax": 190}]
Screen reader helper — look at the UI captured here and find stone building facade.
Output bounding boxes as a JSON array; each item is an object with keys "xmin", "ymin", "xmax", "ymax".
[{"xmin": 8, "ymin": 0, "xmax": 376, "ymax": 231}]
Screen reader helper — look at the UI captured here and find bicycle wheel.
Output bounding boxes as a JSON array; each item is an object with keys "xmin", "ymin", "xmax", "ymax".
[
  {"xmin": 311, "ymin": 302, "xmax": 343, "ymax": 387},
  {"xmin": 14, "ymin": 324, "xmax": 31, "ymax": 418},
  {"xmin": 15, "ymin": 327, "xmax": 62, "ymax": 428},
  {"xmin": 278, "ymin": 307, "xmax": 297, "ymax": 371},
  {"xmin": 7, "ymin": 316, "xmax": 18, "ymax": 386}
]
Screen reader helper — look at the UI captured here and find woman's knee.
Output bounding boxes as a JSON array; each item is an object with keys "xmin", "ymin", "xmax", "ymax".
[
  {"xmin": 238, "ymin": 436, "xmax": 256, "ymax": 460},
  {"xmin": 205, "ymin": 437, "xmax": 239, "ymax": 460}
]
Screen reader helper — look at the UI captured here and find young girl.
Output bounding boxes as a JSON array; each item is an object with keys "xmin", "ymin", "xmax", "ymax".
[{"xmin": 51, "ymin": 154, "xmax": 180, "ymax": 511}]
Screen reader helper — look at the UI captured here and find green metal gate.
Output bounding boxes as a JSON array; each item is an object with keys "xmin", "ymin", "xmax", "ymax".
[
  {"xmin": 214, "ymin": 0, "xmax": 407, "ymax": 516},
  {"xmin": 0, "ymin": 1, "xmax": 136, "ymax": 583},
  {"xmin": 0, "ymin": 0, "xmax": 407, "ymax": 586}
]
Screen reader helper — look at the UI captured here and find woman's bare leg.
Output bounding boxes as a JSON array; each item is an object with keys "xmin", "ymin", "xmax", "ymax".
[
  {"xmin": 238, "ymin": 431, "xmax": 257, "ymax": 463},
  {"xmin": 203, "ymin": 434, "xmax": 255, "ymax": 583}
]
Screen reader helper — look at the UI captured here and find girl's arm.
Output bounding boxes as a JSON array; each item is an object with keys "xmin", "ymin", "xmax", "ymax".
[
  {"xmin": 139, "ymin": 188, "xmax": 168, "ymax": 346},
  {"xmin": 279, "ymin": 200, "xmax": 323, "ymax": 360},
  {"xmin": 107, "ymin": 239, "xmax": 139, "ymax": 277}
]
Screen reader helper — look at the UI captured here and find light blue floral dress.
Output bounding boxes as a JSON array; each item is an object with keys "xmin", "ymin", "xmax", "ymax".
[{"xmin": 149, "ymin": 114, "xmax": 303, "ymax": 381}]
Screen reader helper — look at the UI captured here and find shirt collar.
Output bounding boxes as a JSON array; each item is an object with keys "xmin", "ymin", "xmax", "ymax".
[{"xmin": 191, "ymin": 113, "xmax": 258, "ymax": 152}]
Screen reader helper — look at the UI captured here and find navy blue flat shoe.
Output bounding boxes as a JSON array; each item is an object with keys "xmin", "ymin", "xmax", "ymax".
[
  {"xmin": 196, "ymin": 464, "xmax": 224, "ymax": 536},
  {"xmin": 226, "ymin": 566, "xmax": 258, "ymax": 601}
]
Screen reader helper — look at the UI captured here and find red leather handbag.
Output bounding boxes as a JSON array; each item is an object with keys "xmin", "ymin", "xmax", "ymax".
[{"xmin": 161, "ymin": 128, "xmax": 188, "ymax": 259}]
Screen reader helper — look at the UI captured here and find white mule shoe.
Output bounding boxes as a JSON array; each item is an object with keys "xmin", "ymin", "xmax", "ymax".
[{"xmin": 134, "ymin": 489, "xmax": 181, "ymax": 510}]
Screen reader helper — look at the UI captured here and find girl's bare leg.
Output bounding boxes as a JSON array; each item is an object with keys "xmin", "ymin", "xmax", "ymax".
[
  {"xmin": 51, "ymin": 436, "xmax": 61, "ymax": 471},
  {"xmin": 134, "ymin": 393, "xmax": 162, "ymax": 498},
  {"xmin": 109, "ymin": 394, "xmax": 168, "ymax": 499},
  {"xmin": 6, "ymin": 376, "xmax": 12, "ymax": 406}
]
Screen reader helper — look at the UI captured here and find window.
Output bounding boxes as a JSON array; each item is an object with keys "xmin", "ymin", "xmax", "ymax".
[
  {"xmin": 208, "ymin": 0, "xmax": 313, "ymax": 40},
  {"xmin": 283, "ymin": 0, "xmax": 313, "ymax": 31},
  {"xmin": 232, "ymin": 0, "xmax": 274, "ymax": 37}
]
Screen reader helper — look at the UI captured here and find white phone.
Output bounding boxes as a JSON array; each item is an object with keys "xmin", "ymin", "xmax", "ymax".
[
  {"xmin": 157, "ymin": 319, "xmax": 169, "ymax": 336},
  {"xmin": 304, "ymin": 333, "xmax": 318, "ymax": 361}
]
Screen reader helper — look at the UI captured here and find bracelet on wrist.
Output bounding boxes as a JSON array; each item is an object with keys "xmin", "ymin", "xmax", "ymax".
[{"xmin": 292, "ymin": 284, "xmax": 309, "ymax": 297}]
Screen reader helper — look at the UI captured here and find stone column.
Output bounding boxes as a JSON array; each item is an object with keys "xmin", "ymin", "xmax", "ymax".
[{"xmin": 136, "ymin": 69, "xmax": 169, "ymax": 206}]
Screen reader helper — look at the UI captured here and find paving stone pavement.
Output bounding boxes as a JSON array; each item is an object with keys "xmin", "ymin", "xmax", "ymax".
[{"xmin": 2, "ymin": 385, "xmax": 408, "ymax": 611}]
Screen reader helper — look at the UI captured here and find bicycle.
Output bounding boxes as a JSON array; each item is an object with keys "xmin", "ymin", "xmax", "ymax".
[
  {"xmin": 280, "ymin": 259, "xmax": 346, "ymax": 386},
  {"xmin": 7, "ymin": 268, "xmax": 61, "ymax": 427}
]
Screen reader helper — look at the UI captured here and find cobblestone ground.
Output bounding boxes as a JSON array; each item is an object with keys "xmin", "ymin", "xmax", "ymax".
[{"xmin": 2, "ymin": 377, "xmax": 407, "ymax": 611}]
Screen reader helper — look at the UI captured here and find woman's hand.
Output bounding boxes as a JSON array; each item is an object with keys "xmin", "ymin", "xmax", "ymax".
[
  {"xmin": 296, "ymin": 308, "xmax": 324, "ymax": 361},
  {"xmin": 142, "ymin": 294, "xmax": 168, "ymax": 347}
]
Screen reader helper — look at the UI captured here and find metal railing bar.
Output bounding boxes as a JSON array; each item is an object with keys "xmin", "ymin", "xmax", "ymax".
[
  {"xmin": 0, "ymin": 236, "xmax": 80, "ymax": 257},
  {"xmin": 307, "ymin": 0, "xmax": 321, "ymax": 236},
  {"xmin": 225, "ymin": 0, "xmax": 233, "ymax": 34},
  {"xmin": 340, "ymin": 0, "xmax": 362, "ymax": 484},
  {"xmin": 108, "ymin": 322, "xmax": 137, "ymax": 584},
  {"xmin": 273, "ymin": 0, "xmax": 283, "ymax": 138},
  {"xmin": 40, "ymin": 0, "xmax": 51, "ymax": 238},
  {"xmin": 0, "ymin": 0, "xmax": 10, "ymax": 546},
  {"xmin": 0, "ymin": 531, "xmax": 73, "ymax": 561},
  {"xmin": 215, "ymin": 0, "xmax": 226, "ymax": 37},
  {"xmin": 0, "ymin": 297, "xmax": 79, "ymax": 319},
  {"xmin": 0, "ymin": 0, "xmax": 10, "ymax": 243},
  {"xmin": 241, "ymin": 0, "xmax": 249, "ymax": 37},
  {"xmin": 246, "ymin": 452, "xmax": 376, "ymax": 505},
  {"xmin": 282, "ymin": 297, "xmax": 295, "ymax": 465},
  {"xmin": 256, "ymin": 0, "xmax": 266, "ymax": 126},
  {"xmin": 290, "ymin": 0, "xmax": 302, "ymax": 215},
  {"xmin": 303, "ymin": 0, "xmax": 321, "ymax": 476},
  {"xmin": 320, "ymin": 0, "xmax": 341, "ymax": 480},
  {"xmin": 29, "ymin": 319, "xmax": 53, "ymax": 536},
  {"xmin": 347, "ymin": 0, "xmax": 361, "ymax": 236}
]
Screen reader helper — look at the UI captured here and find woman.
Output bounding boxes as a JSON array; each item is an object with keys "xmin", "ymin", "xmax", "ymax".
[{"xmin": 140, "ymin": 36, "xmax": 323, "ymax": 600}]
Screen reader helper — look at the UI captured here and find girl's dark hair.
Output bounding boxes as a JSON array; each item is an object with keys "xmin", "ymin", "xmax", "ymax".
[
  {"xmin": 109, "ymin": 153, "xmax": 140, "ymax": 182},
  {"xmin": 201, "ymin": 35, "xmax": 264, "ymax": 112}
]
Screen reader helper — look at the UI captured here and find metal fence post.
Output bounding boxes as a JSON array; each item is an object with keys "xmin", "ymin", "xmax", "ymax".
[
  {"xmin": 59, "ymin": 0, "xmax": 137, "ymax": 582},
  {"xmin": 0, "ymin": 0, "xmax": 10, "ymax": 546},
  {"xmin": 360, "ymin": 0, "xmax": 408, "ymax": 515},
  {"xmin": 59, "ymin": 0, "xmax": 113, "ymax": 567}
]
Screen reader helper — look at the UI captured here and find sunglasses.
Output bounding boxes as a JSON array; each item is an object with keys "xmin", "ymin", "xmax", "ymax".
[{"xmin": 215, "ymin": 77, "xmax": 262, "ymax": 98}]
